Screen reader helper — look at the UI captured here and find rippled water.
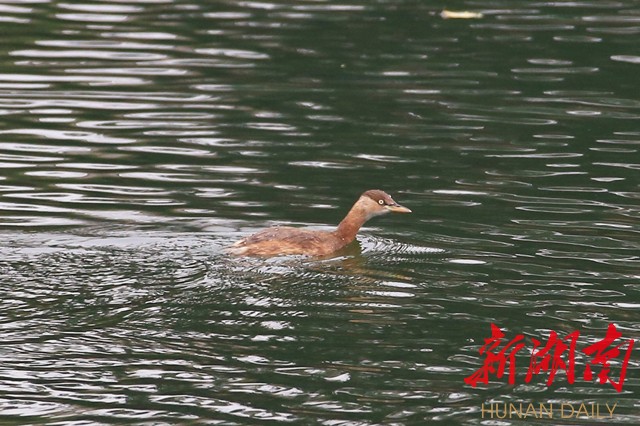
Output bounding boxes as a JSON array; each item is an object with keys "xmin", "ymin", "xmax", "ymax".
[{"xmin": 1, "ymin": 1, "xmax": 639, "ymax": 424}]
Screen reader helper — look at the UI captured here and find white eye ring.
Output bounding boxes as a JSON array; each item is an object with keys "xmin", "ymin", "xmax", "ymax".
[{"xmin": 378, "ymin": 199, "xmax": 384, "ymax": 205}]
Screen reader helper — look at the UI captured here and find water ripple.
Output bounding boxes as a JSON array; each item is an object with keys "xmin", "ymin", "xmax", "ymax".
[
  {"xmin": 1, "ymin": 1, "xmax": 640, "ymax": 423},
  {"xmin": 0, "ymin": 129, "xmax": 135, "ymax": 144}
]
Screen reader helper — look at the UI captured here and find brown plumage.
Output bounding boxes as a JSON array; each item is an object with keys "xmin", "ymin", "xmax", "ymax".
[{"xmin": 228, "ymin": 189, "xmax": 411, "ymax": 257}]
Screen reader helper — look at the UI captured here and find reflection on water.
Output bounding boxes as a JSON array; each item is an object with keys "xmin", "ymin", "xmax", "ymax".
[{"xmin": 1, "ymin": 0, "xmax": 640, "ymax": 424}]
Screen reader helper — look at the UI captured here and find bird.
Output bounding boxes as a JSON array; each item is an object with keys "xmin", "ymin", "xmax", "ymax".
[{"xmin": 228, "ymin": 189, "xmax": 411, "ymax": 257}]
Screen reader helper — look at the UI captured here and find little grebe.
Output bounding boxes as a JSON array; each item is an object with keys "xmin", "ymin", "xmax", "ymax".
[{"xmin": 229, "ymin": 189, "xmax": 411, "ymax": 257}]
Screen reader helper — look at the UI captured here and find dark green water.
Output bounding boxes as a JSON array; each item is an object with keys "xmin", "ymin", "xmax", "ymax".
[{"xmin": 1, "ymin": 1, "xmax": 639, "ymax": 424}]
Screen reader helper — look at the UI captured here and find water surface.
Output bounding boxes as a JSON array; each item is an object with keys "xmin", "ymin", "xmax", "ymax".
[{"xmin": 1, "ymin": 0, "xmax": 639, "ymax": 424}]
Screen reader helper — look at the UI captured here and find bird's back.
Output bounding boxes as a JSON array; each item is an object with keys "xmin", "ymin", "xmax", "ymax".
[{"xmin": 229, "ymin": 226, "xmax": 343, "ymax": 256}]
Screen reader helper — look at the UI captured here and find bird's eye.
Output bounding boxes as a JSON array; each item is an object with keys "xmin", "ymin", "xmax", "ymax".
[{"xmin": 378, "ymin": 199, "xmax": 384, "ymax": 205}]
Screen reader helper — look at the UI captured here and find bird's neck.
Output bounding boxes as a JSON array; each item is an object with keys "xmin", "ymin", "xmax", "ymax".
[{"xmin": 334, "ymin": 198, "xmax": 371, "ymax": 244}]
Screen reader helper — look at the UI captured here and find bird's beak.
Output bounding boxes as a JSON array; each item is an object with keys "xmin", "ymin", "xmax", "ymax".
[{"xmin": 386, "ymin": 204, "xmax": 412, "ymax": 213}]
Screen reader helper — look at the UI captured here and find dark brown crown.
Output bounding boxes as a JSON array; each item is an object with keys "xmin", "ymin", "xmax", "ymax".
[{"xmin": 362, "ymin": 189, "xmax": 396, "ymax": 206}]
